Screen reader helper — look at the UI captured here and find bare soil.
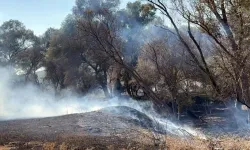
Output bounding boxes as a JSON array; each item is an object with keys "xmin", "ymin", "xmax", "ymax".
[
  {"xmin": 0, "ymin": 107, "xmax": 163, "ymax": 149},
  {"xmin": 0, "ymin": 106, "xmax": 250, "ymax": 150}
]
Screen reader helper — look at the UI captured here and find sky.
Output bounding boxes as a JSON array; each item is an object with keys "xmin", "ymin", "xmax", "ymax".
[{"xmin": 0, "ymin": 0, "xmax": 133, "ymax": 36}]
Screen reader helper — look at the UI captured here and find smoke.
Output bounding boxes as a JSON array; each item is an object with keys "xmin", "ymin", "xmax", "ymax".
[
  {"xmin": 225, "ymin": 99, "xmax": 250, "ymax": 130},
  {"xmin": 0, "ymin": 67, "xmax": 108, "ymax": 119},
  {"xmin": 0, "ymin": 66, "xmax": 207, "ymax": 139}
]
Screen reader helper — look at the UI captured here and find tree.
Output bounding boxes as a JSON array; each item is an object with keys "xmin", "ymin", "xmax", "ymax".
[
  {"xmin": 111, "ymin": 1, "xmax": 162, "ymax": 97},
  {"xmin": 16, "ymin": 45, "xmax": 44, "ymax": 84},
  {"xmin": 40, "ymin": 27, "xmax": 59, "ymax": 49},
  {"xmin": 44, "ymin": 15, "xmax": 112, "ymax": 96},
  {"xmin": 173, "ymin": 0, "xmax": 250, "ymax": 107},
  {"xmin": 67, "ymin": 10, "xmax": 113, "ymax": 97},
  {"xmin": 68, "ymin": 0, "xmax": 123, "ymax": 97},
  {"xmin": 44, "ymin": 30, "xmax": 67, "ymax": 91},
  {"xmin": 117, "ymin": 1, "xmax": 159, "ymax": 65},
  {"xmin": 137, "ymin": 39, "xmax": 195, "ymax": 119},
  {"xmin": 75, "ymin": 3, "xmax": 173, "ymax": 112},
  {"xmin": 0, "ymin": 20, "xmax": 36, "ymax": 65},
  {"xmin": 146, "ymin": 0, "xmax": 250, "ymax": 110},
  {"xmin": 73, "ymin": 0, "xmax": 120, "ymax": 16}
]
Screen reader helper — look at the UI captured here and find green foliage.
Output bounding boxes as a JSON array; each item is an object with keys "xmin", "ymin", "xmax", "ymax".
[
  {"xmin": 119, "ymin": 1, "xmax": 157, "ymax": 27},
  {"xmin": 41, "ymin": 27, "xmax": 59, "ymax": 49},
  {"xmin": 73, "ymin": 0, "xmax": 120, "ymax": 16},
  {"xmin": 126, "ymin": 1, "xmax": 156, "ymax": 25},
  {"xmin": 0, "ymin": 20, "xmax": 36, "ymax": 64}
]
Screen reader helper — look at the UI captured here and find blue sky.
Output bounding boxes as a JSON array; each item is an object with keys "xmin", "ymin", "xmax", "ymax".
[
  {"xmin": 0, "ymin": 0, "xmax": 133, "ymax": 36},
  {"xmin": 0, "ymin": 0, "xmax": 75, "ymax": 36}
]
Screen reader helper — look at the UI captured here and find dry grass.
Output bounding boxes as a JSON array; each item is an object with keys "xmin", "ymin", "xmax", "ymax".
[
  {"xmin": 43, "ymin": 142, "xmax": 56, "ymax": 150},
  {"xmin": 218, "ymin": 137, "xmax": 250, "ymax": 150},
  {"xmin": 164, "ymin": 136, "xmax": 210, "ymax": 150},
  {"xmin": 1, "ymin": 135, "xmax": 250, "ymax": 150},
  {"xmin": 1, "ymin": 136, "xmax": 250, "ymax": 150},
  {"xmin": 1, "ymin": 127, "xmax": 250, "ymax": 150},
  {"xmin": 161, "ymin": 136, "xmax": 250, "ymax": 150}
]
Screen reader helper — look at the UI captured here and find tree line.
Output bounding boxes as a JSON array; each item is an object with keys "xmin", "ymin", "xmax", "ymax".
[{"xmin": 1, "ymin": 0, "xmax": 250, "ymax": 118}]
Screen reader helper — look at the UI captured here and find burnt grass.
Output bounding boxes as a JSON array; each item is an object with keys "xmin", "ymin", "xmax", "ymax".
[
  {"xmin": 0, "ymin": 105, "xmax": 250, "ymax": 149},
  {"xmin": 0, "ymin": 107, "xmax": 164, "ymax": 149}
]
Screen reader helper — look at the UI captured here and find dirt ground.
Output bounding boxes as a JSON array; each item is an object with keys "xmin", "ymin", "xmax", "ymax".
[
  {"xmin": 1, "ymin": 134, "xmax": 250, "ymax": 150},
  {"xmin": 0, "ymin": 108, "xmax": 164, "ymax": 149},
  {"xmin": 1, "ymin": 106, "xmax": 250, "ymax": 150}
]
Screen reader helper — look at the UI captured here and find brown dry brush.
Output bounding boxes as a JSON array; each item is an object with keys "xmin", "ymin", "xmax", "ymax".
[{"xmin": 146, "ymin": 0, "xmax": 250, "ymax": 116}]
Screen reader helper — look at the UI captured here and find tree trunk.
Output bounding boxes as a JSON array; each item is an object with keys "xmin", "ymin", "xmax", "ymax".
[
  {"xmin": 101, "ymin": 83, "xmax": 110, "ymax": 98},
  {"xmin": 126, "ymin": 68, "xmax": 172, "ymax": 113},
  {"xmin": 100, "ymin": 70, "xmax": 111, "ymax": 98},
  {"xmin": 248, "ymin": 108, "xmax": 250, "ymax": 124}
]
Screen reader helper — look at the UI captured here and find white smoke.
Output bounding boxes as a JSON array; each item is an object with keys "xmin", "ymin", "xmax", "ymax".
[
  {"xmin": 0, "ymin": 66, "xmax": 137, "ymax": 119},
  {"xmin": 0, "ymin": 66, "xmax": 104, "ymax": 119},
  {"xmin": 0, "ymin": 66, "xmax": 206, "ymax": 139}
]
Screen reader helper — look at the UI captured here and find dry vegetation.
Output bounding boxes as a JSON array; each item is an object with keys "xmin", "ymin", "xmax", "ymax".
[
  {"xmin": 164, "ymin": 136, "xmax": 250, "ymax": 150},
  {"xmin": 1, "ymin": 135, "xmax": 250, "ymax": 150}
]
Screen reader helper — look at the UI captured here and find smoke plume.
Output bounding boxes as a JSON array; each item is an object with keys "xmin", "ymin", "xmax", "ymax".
[{"xmin": 0, "ymin": 66, "xmax": 206, "ymax": 138}]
